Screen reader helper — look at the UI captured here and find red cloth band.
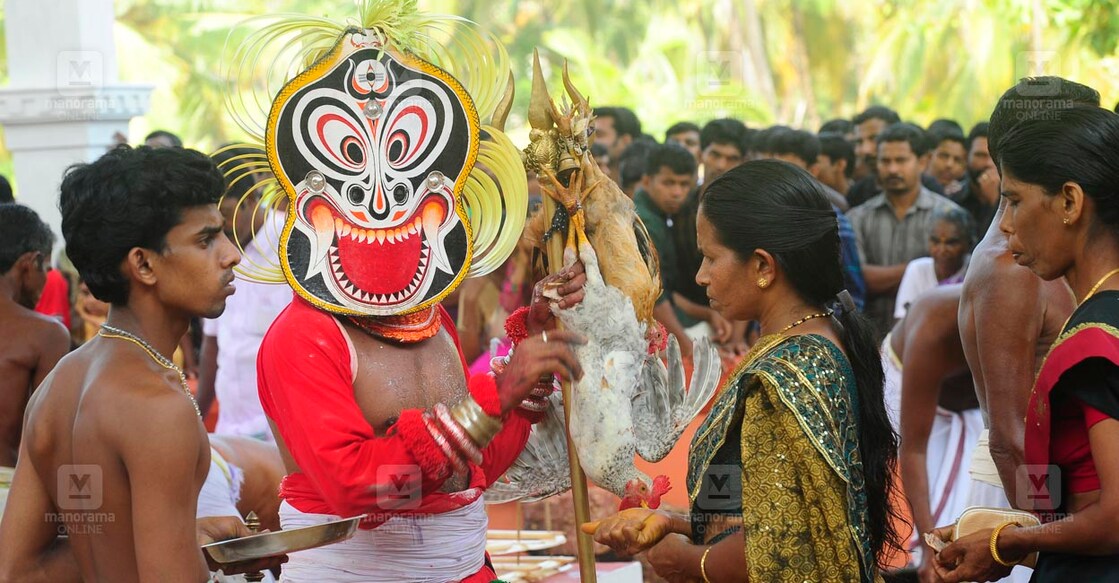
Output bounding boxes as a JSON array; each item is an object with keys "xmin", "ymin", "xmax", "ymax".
[
  {"xmin": 468, "ymin": 373, "xmax": 504, "ymax": 418},
  {"xmin": 394, "ymin": 409, "xmax": 452, "ymax": 482}
]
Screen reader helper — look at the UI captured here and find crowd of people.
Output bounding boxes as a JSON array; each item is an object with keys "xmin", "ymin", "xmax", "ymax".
[{"xmin": 0, "ymin": 56, "xmax": 1117, "ymax": 583}]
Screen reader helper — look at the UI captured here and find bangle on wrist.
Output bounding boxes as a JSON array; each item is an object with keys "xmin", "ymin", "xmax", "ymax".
[
  {"xmin": 420, "ymin": 412, "xmax": 468, "ymax": 477},
  {"xmin": 990, "ymin": 521, "xmax": 1023, "ymax": 567},
  {"xmin": 699, "ymin": 546, "xmax": 713, "ymax": 583},
  {"xmin": 433, "ymin": 403, "xmax": 484, "ymax": 464},
  {"xmin": 450, "ymin": 395, "xmax": 503, "ymax": 448},
  {"xmin": 518, "ymin": 397, "xmax": 549, "ymax": 412},
  {"xmin": 489, "ymin": 352, "xmax": 511, "ymax": 376}
]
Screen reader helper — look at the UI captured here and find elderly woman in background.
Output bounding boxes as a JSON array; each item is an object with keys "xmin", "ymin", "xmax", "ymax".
[
  {"xmin": 894, "ymin": 206, "xmax": 975, "ymax": 321},
  {"xmin": 932, "ymin": 104, "xmax": 1119, "ymax": 581},
  {"xmin": 583, "ymin": 160, "xmax": 902, "ymax": 582}
]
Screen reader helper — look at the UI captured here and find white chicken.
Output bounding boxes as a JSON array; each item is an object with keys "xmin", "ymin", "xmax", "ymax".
[{"xmin": 487, "ymin": 54, "xmax": 720, "ymax": 509}]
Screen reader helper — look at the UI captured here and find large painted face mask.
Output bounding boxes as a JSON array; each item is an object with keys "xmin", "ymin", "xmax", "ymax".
[
  {"xmin": 270, "ymin": 30, "xmax": 475, "ymax": 316},
  {"xmin": 222, "ymin": 6, "xmax": 526, "ymax": 321}
]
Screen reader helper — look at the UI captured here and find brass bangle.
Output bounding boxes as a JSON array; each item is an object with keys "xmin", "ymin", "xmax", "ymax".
[
  {"xmin": 449, "ymin": 395, "xmax": 503, "ymax": 448},
  {"xmin": 990, "ymin": 521, "xmax": 1023, "ymax": 567},
  {"xmin": 700, "ymin": 546, "xmax": 713, "ymax": 583},
  {"xmin": 433, "ymin": 403, "xmax": 484, "ymax": 465}
]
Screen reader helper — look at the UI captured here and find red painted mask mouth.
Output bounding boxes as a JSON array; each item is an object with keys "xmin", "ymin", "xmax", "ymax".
[{"xmin": 302, "ymin": 195, "xmax": 450, "ymax": 305}]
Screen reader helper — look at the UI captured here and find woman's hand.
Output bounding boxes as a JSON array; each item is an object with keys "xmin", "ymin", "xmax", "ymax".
[
  {"xmin": 580, "ymin": 508, "xmax": 672, "ymax": 557},
  {"xmin": 932, "ymin": 528, "xmax": 1014, "ymax": 583},
  {"xmin": 527, "ymin": 261, "xmax": 587, "ymax": 335},
  {"xmin": 647, "ymin": 533, "xmax": 702, "ymax": 583}
]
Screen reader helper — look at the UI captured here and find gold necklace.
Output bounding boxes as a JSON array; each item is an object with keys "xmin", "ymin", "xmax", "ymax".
[
  {"xmin": 777, "ymin": 311, "xmax": 833, "ymax": 335},
  {"xmin": 98, "ymin": 324, "xmax": 202, "ymax": 419},
  {"xmin": 1079, "ymin": 267, "xmax": 1119, "ymax": 305}
]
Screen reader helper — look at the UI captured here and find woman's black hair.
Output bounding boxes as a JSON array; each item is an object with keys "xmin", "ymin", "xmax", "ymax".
[
  {"xmin": 996, "ymin": 104, "xmax": 1119, "ymax": 232},
  {"xmin": 700, "ymin": 159, "xmax": 902, "ymax": 562},
  {"xmin": 60, "ymin": 145, "xmax": 225, "ymax": 305}
]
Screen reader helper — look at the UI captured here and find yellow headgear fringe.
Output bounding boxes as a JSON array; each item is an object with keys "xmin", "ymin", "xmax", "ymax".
[
  {"xmin": 464, "ymin": 125, "xmax": 528, "ymax": 278},
  {"xmin": 223, "ymin": 1, "xmax": 510, "ymax": 145},
  {"xmin": 212, "ymin": 143, "xmax": 288, "ymax": 284}
]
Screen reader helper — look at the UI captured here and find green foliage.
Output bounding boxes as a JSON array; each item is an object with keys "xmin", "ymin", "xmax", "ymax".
[{"xmin": 0, "ymin": 0, "xmax": 1116, "ymax": 164}]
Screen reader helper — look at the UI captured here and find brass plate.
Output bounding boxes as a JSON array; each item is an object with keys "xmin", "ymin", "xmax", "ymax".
[{"xmin": 202, "ymin": 516, "xmax": 361, "ymax": 563}]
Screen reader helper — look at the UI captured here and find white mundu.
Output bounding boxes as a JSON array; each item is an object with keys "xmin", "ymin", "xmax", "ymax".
[{"xmin": 277, "ymin": 496, "xmax": 489, "ymax": 582}]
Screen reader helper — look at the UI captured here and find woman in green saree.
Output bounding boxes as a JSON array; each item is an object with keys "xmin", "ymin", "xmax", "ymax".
[{"xmin": 583, "ymin": 160, "xmax": 903, "ymax": 582}]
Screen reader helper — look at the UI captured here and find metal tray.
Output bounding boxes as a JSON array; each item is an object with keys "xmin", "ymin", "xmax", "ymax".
[{"xmin": 202, "ymin": 516, "xmax": 361, "ymax": 563}]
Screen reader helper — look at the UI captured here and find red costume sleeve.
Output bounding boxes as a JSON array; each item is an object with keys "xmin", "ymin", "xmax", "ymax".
[
  {"xmin": 258, "ymin": 300, "xmax": 457, "ymax": 519},
  {"xmin": 34, "ymin": 270, "xmax": 71, "ymax": 329}
]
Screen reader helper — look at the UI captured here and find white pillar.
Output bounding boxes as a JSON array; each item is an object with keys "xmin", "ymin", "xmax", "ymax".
[{"xmin": 0, "ymin": 0, "xmax": 153, "ymax": 240}]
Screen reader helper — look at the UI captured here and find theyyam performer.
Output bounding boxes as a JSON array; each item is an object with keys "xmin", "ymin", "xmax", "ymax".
[{"xmin": 221, "ymin": 1, "xmax": 587, "ymax": 580}]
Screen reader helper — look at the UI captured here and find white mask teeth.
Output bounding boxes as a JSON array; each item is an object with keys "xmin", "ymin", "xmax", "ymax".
[
  {"xmin": 306, "ymin": 205, "xmax": 336, "ymax": 277},
  {"xmin": 421, "ymin": 205, "xmax": 453, "ymax": 274}
]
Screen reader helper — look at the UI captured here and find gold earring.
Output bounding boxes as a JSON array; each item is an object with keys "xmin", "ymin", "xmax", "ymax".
[
  {"xmin": 757, "ymin": 278, "xmax": 769, "ymax": 289},
  {"xmin": 1064, "ymin": 217, "xmax": 1071, "ymax": 225}
]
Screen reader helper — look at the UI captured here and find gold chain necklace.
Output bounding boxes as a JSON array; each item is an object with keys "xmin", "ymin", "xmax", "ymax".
[
  {"xmin": 1079, "ymin": 267, "xmax": 1119, "ymax": 305},
  {"xmin": 777, "ymin": 311, "xmax": 833, "ymax": 335},
  {"xmin": 98, "ymin": 324, "xmax": 202, "ymax": 419}
]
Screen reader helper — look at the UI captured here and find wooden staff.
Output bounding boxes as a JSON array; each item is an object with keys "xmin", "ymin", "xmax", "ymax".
[{"xmin": 541, "ymin": 192, "xmax": 597, "ymax": 583}]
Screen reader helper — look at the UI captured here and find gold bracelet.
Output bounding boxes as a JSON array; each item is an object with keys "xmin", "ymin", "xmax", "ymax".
[
  {"xmin": 989, "ymin": 521, "xmax": 1022, "ymax": 567},
  {"xmin": 449, "ymin": 396, "xmax": 503, "ymax": 448},
  {"xmin": 700, "ymin": 546, "xmax": 713, "ymax": 583}
]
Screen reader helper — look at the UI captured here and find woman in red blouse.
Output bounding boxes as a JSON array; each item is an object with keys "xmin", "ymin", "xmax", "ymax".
[{"xmin": 932, "ymin": 103, "xmax": 1119, "ymax": 581}]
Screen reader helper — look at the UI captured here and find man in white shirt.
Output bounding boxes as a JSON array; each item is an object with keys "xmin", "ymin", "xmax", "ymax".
[{"xmin": 198, "ymin": 147, "xmax": 291, "ymax": 439}]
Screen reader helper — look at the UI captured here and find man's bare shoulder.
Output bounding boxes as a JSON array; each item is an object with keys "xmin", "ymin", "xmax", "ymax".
[
  {"xmin": 102, "ymin": 361, "xmax": 201, "ymax": 427},
  {"xmin": 903, "ymin": 284, "xmax": 962, "ymax": 345},
  {"xmin": 961, "ymin": 242, "xmax": 1042, "ymax": 308},
  {"xmin": 28, "ymin": 347, "xmax": 201, "ymax": 444},
  {"xmin": 0, "ymin": 304, "xmax": 68, "ymax": 347}
]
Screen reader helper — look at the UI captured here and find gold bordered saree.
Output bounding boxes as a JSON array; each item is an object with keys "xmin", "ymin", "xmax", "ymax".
[{"xmin": 688, "ymin": 333, "xmax": 879, "ymax": 582}]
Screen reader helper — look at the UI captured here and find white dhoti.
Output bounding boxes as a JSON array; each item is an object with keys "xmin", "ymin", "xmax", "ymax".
[
  {"xmin": 959, "ymin": 430, "xmax": 1034, "ymax": 583},
  {"xmin": 198, "ymin": 448, "xmax": 276, "ymax": 583},
  {"xmin": 277, "ymin": 496, "xmax": 489, "ymax": 582},
  {"xmin": 926, "ymin": 407, "xmax": 983, "ymax": 528},
  {"xmin": 907, "ymin": 407, "xmax": 983, "ymax": 566}
]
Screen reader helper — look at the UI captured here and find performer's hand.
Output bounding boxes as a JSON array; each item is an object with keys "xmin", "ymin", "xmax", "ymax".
[
  {"xmin": 197, "ymin": 516, "xmax": 289, "ymax": 575},
  {"xmin": 933, "ymin": 529, "xmax": 1014, "ymax": 583},
  {"xmin": 580, "ymin": 508, "xmax": 672, "ymax": 557},
  {"xmin": 527, "ymin": 261, "xmax": 587, "ymax": 335},
  {"xmin": 646, "ymin": 533, "xmax": 701, "ymax": 583},
  {"xmin": 497, "ymin": 330, "xmax": 585, "ymax": 413}
]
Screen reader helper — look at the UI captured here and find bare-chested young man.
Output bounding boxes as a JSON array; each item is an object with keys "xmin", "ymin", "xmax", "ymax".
[
  {"xmin": 0, "ymin": 146, "xmax": 282, "ymax": 582},
  {"xmin": 892, "ymin": 285, "xmax": 982, "ymax": 582},
  {"xmin": 957, "ymin": 78, "xmax": 1099, "ymax": 517},
  {"xmin": 0, "ymin": 205, "xmax": 69, "ymax": 471}
]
